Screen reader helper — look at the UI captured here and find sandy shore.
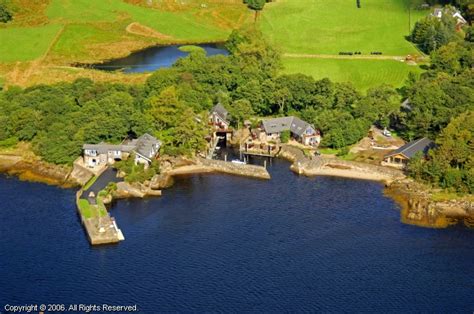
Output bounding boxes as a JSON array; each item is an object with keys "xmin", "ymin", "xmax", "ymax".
[{"xmin": 301, "ymin": 166, "xmax": 398, "ymax": 182}]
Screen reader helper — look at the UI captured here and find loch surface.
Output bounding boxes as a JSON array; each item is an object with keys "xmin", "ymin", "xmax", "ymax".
[
  {"xmin": 0, "ymin": 159, "xmax": 473, "ymax": 312},
  {"xmin": 91, "ymin": 44, "xmax": 228, "ymax": 73}
]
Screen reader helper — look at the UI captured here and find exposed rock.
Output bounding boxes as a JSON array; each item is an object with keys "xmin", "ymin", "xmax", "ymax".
[
  {"xmin": 385, "ymin": 179, "xmax": 474, "ymax": 228},
  {"xmin": 115, "ymin": 182, "xmax": 146, "ymax": 198},
  {"xmin": 114, "ymin": 181, "xmax": 162, "ymax": 199},
  {"xmin": 1, "ymin": 157, "xmax": 79, "ymax": 187}
]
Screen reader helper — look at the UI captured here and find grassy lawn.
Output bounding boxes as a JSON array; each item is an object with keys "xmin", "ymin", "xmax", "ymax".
[
  {"xmin": 78, "ymin": 198, "xmax": 107, "ymax": 219},
  {"xmin": 0, "ymin": 24, "xmax": 62, "ymax": 62},
  {"xmin": 78, "ymin": 199, "xmax": 94, "ymax": 218},
  {"xmin": 260, "ymin": 0, "xmax": 425, "ymax": 55},
  {"xmin": 283, "ymin": 58, "xmax": 423, "ymax": 91}
]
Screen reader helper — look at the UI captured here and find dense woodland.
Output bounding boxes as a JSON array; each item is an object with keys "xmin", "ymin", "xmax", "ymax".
[{"xmin": 0, "ymin": 5, "xmax": 472, "ymax": 192}]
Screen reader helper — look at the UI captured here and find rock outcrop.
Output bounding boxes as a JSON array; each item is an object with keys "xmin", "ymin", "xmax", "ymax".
[
  {"xmin": 386, "ymin": 179, "xmax": 474, "ymax": 228},
  {"xmin": 0, "ymin": 154, "xmax": 79, "ymax": 187}
]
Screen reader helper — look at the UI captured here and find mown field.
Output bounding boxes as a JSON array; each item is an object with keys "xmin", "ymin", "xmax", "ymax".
[
  {"xmin": 260, "ymin": 0, "xmax": 426, "ymax": 90},
  {"xmin": 0, "ymin": 0, "xmax": 427, "ymax": 90},
  {"xmin": 283, "ymin": 58, "xmax": 423, "ymax": 91},
  {"xmin": 260, "ymin": 0, "xmax": 425, "ymax": 55}
]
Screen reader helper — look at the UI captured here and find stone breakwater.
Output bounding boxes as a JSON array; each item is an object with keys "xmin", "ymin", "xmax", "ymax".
[
  {"xmin": 156, "ymin": 158, "xmax": 270, "ymax": 179},
  {"xmin": 278, "ymin": 145, "xmax": 404, "ymax": 183}
]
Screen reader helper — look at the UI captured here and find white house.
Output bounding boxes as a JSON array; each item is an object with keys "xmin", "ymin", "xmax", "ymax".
[{"xmin": 83, "ymin": 133, "xmax": 161, "ymax": 168}]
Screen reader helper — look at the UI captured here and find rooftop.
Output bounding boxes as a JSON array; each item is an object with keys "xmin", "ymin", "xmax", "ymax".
[
  {"xmin": 262, "ymin": 116, "xmax": 314, "ymax": 137},
  {"xmin": 211, "ymin": 103, "xmax": 229, "ymax": 121},
  {"xmin": 385, "ymin": 137, "xmax": 435, "ymax": 159}
]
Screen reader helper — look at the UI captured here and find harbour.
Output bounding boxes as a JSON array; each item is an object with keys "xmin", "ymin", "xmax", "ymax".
[{"xmin": 1, "ymin": 161, "xmax": 473, "ymax": 311}]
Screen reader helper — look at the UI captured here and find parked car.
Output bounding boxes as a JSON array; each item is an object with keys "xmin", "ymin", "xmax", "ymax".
[{"xmin": 382, "ymin": 129, "xmax": 392, "ymax": 137}]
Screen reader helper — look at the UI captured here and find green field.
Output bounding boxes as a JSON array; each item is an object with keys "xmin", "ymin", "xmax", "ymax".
[
  {"xmin": 0, "ymin": 0, "xmax": 246, "ymax": 64},
  {"xmin": 47, "ymin": 0, "xmax": 231, "ymax": 41},
  {"xmin": 260, "ymin": 0, "xmax": 427, "ymax": 89},
  {"xmin": 0, "ymin": 24, "xmax": 62, "ymax": 62},
  {"xmin": 283, "ymin": 58, "xmax": 423, "ymax": 91},
  {"xmin": 260, "ymin": 0, "xmax": 425, "ymax": 55},
  {"xmin": 0, "ymin": 0, "xmax": 428, "ymax": 89}
]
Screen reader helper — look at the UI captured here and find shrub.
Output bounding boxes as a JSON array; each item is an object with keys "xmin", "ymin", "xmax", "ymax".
[
  {"xmin": 0, "ymin": 3, "xmax": 12, "ymax": 23},
  {"xmin": 280, "ymin": 130, "xmax": 290, "ymax": 143}
]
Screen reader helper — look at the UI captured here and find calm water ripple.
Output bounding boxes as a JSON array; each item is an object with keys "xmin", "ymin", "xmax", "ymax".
[{"xmin": 0, "ymin": 159, "xmax": 473, "ymax": 312}]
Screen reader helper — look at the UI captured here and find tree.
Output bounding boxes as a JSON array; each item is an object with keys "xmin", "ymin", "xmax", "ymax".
[
  {"xmin": 410, "ymin": 12, "xmax": 460, "ymax": 53},
  {"xmin": 430, "ymin": 41, "xmax": 473, "ymax": 75},
  {"xmin": 244, "ymin": 0, "xmax": 266, "ymax": 22},
  {"xmin": 0, "ymin": 3, "xmax": 12, "ymax": 23},
  {"xmin": 228, "ymin": 99, "xmax": 254, "ymax": 126},
  {"xmin": 408, "ymin": 111, "xmax": 474, "ymax": 193}
]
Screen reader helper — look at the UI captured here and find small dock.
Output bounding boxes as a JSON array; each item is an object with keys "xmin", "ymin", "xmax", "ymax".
[
  {"xmin": 241, "ymin": 143, "xmax": 280, "ymax": 158},
  {"xmin": 76, "ymin": 168, "xmax": 124, "ymax": 245},
  {"xmin": 242, "ymin": 151, "xmax": 277, "ymax": 158}
]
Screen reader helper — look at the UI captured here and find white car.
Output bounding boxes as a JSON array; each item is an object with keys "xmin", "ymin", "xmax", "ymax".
[{"xmin": 382, "ymin": 129, "xmax": 392, "ymax": 137}]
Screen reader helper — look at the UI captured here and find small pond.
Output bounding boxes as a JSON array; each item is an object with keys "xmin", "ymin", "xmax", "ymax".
[{"xmin": 90, "ymin": 43, "xmax": 229, "ymax": 73}]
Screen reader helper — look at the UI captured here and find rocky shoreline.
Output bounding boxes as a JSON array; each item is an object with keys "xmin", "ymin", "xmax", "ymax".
[
  {"xmin": 2, "ymin": 148, "xmax": 472, "ymax": 229},
  {"xmin": 385, "ymin": 179, "xmax": 474, "ymax": 228},
  {"xmin": 277, "ymin": 144, "xmax": 474, "ymax": 228},
  {"xmin": 0, "ymin": 153, "xmax": 79, "ymax": 187}
]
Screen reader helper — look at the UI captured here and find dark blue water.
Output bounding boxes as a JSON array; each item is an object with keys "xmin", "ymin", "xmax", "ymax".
[
  {"xmin": 91, "ymin": 44, "xmax": 228, "ymax": 73},
  {"xmin": 1, "ymin": 159, "xmax": 473, "ymax": 312}
]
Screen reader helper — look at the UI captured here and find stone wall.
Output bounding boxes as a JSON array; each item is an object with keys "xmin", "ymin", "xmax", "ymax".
[
  {"xmin": 278, "ymin": 145, "xmax": 404, "ymax": 182},
  {"xmin": 196, "ymin": 158, "xmax": 271, "ymax": 180}
]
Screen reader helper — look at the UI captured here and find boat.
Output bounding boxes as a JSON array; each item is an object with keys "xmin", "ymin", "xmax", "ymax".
[{"xmin": 231, "ymin": 159, "xmax": 246, "ymax": 165}]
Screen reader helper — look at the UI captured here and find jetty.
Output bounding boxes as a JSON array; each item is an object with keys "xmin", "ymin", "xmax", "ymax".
[
  {"xmin": 168, "ymin": 158, "xmax": 270, "ymax": 180},
  {"xmin": 75, "ymin": 167, "xmax": 124, "ymax": 245}
]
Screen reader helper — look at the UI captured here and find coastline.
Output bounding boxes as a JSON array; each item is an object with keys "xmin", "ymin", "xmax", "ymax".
[
  {"xmin": 1, "ymin": 146, "xmax": 472, "ymax": 230},
  {"xmin": 0, "ymin": 153, "xmax": 79, "ymax": 188}
]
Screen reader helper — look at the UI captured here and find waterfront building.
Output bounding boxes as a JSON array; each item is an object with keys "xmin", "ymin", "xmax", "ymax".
[
  {"xmin": 382, "ymin": 137, "xmax": 435, "ymax": 168},
  {"xmin": 209, "ymin": 103, "xmax": 230, "ymax": 131},
  {"xmin": 260, "ymin": 116, "xmax": 321, "ymax": 147},
  {"xmin": 83, "ymin": 133, "xmax": 161, "ymax": 168}
]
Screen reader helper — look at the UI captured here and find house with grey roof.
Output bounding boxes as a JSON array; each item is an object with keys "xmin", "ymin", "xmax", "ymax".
[
  {"xmin": 209, "ymin": 103, "xmax": 230, "ymax": 130},
  {"xmin": 260, "ymin": 116, "xmax": 320, "ymax": 146},
  {"xmin": 83, "ymin": 133, "xmax": 161, "ymax": 168},
  {"xmin": 382, "ymin": 137, "xmax": 435, "ymax": 168}
]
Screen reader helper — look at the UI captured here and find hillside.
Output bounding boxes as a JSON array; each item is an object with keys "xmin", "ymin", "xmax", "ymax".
[{"xmin": 0, "ymin": 0, "xmax": 427, "ymax": 89}]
